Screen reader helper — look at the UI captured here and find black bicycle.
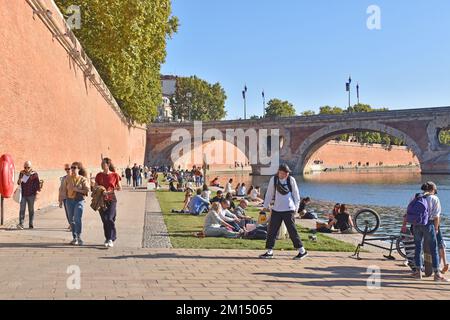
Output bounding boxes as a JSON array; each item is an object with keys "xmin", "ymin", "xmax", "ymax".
[{"xmin": 352, "ymin": 209, "xmax": 408, "ymax": 260}]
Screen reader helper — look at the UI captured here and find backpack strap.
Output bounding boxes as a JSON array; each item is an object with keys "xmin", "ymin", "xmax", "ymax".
[{"xmin": 273, "ymin": 175, "xmax": 293, "ymax": 202}]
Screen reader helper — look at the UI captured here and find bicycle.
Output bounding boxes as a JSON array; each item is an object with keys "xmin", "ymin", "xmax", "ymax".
[{"xmin": 351, "ymin": 208, "xmax": 408, "ymax": 260}]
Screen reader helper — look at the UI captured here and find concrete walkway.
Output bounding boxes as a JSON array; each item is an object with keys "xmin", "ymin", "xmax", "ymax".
[{"xmin": 0, "ymin": 189, "xmax": 449, "ymax": 300}]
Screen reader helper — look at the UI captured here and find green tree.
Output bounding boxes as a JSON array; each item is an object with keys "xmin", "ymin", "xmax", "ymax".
[
  {"xmin": 439, "ymin": 129, "xmax": 450, "ymax": 145},
  {"xmin": 319, "ymin": 106, "xmax": 344, "ymax": 114},
  {"xmin": 264, "ymin": 99, "xmax": 296, "ymax": 118},
  {"xmin": 55, "ymin": 0, "xmax": 179, "ymax": 124},
  {"xmin": 170, "ymin": 76, "xmax": 227, "ymax": 121},
  {"xmin": 250, "ymin": 115, "xmax": 261, "ymax": 120},
  {"xmin": 301, "ymin": 110, "xmax": 316, "ymax": 116}
]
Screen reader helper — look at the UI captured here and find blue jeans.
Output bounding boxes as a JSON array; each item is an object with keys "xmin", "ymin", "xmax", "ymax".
[
  {"xmin": 414, "ymin": 222, "xmax": 440, "ymax": 272},
  {"xmin": 66, "ymin": 199, "xmax": 84, "ymax": 239},
  {"xmin": 19, "ymin": 195, "xmax": 36, "ymax": 226},
  {"xmin": 63, "ymin": 199, "xmax": 72, "ymax": 225},
  {"xmin": 191, "ymin": 203, "xmax": 209, "ymax": 216}
]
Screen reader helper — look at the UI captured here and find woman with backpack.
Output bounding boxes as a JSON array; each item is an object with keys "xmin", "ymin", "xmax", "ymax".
[
  {"xmin": 94, "ymin": 158, "xmax": 122, "ymax": 248},
  {"xmin": 409, "ymin": 182, "xmax": 448, "ymax": 282}
]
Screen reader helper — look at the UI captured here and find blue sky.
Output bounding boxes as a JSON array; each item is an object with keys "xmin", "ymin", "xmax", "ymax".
[{"xmin": 161, "ymin": 0, "xmax": 450, "ymax": 120}]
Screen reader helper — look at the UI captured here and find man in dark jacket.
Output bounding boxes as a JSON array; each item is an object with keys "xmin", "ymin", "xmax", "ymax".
[{"xmin": 17, "ymin": 161, "xmax": 41, "ymax": 229}]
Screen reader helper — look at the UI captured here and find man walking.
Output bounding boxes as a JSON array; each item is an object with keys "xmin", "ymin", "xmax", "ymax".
[
  {"xmin": 259, "ymin": 164, "xmax": 308, "ymax": 260},
  {"xmin": 125, "ymin": 166, "xmax": 132, "ymax": 187},
  {"xmin": 132, "ymin": 163, "xmax": 139, "ymax": 188}
]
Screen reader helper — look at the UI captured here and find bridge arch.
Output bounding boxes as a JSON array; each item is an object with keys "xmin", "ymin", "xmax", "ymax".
[{"xmin": 293, "ymin": 122, "xmax": 425, "ymax": 174}]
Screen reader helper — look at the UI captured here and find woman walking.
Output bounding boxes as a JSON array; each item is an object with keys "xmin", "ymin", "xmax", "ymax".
[
  {"xmin": 64, "ymin": 162, "xmax": 89, "ymax": 245},
  {"xmin": 58, "ymin": 164, "xmax": 72, "ymax": 231},
  {"xmin": 95, "ymin": 158, "xmax": 122, "ymax": 248}
]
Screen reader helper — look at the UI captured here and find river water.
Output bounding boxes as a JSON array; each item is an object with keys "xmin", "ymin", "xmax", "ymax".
[{"xmin": 208, "ymin": 168, "xmax": 450, "ymax": 252}]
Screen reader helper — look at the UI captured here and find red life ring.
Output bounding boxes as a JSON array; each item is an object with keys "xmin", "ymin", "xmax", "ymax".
[{"xmin": 0, "ymin": 154, "xmax": 15, "ymax": 198}]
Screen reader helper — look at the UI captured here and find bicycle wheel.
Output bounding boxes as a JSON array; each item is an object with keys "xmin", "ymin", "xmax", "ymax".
[
  {"xmin": 353, "ymin": 209, "xmax": 380, "ymax": 234},
  {"xmin": 396, "ymin": 236, "xmax": 408, "ymax": 259}
]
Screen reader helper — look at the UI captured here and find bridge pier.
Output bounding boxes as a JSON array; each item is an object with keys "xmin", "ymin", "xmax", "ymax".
[{"xmin": 421, "ymin": 155, "xmax": 450, "ymax": 175}]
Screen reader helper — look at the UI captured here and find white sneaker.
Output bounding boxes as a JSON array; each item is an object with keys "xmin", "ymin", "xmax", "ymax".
[
  {"xmin": 108, "ymin": 240, "xmax": 114, "ymax": 248},
  {"xmin": 104, "ymin": 240, "xmax": 109, "ymax": 248}
]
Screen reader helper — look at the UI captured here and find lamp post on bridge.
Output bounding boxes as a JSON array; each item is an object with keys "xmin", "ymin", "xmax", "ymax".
[{"xmin": 186, "ymin": 92, "xmax": 192, "ymax": 122}]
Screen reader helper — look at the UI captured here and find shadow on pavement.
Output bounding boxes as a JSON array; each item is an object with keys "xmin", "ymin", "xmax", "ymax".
[
  {"xmin": 100, "ymin": 253, "xmax": 261, "ymax": 261},
  {"xmin": 0, "ymin": 242, "xmax": 107, "ymax": 250},
  {"xmin": 255, "ymin": 266, "xmax": 450, "ymax": 291}
]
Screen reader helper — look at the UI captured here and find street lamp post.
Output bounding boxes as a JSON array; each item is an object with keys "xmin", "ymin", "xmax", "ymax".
[{"xmin": 186, "ymin": 92, "xmax": 192, "ymax": 121}]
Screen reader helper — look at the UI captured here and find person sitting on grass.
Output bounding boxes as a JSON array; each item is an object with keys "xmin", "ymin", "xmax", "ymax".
[
  {"xmin": 298, "ymin": 197, "xmax": 317, "ymax": 220},
  {"xmin": 248, "ymin": 186, "xmax": 264, "ymax": 204},
  {"xmin": 203, "ymin": 202, "xmax": 243, "ymax": 239},
  {"xmin": 210, "ymin": 190, "xmax": 224, "ymax": 204},
  {"xmin": 225, "ymin": 192, "xmax": 236, "ymax": 210},
  {"xmin": 224, "ymin": 178, "xmax": 235, "ymax": 195},
  {"xmin": 329, "ymin": 204, "xmax": 355, "ymax": 234},
  {"xmin": 210, "ymin": 176, "xmax": 221, "ymax": 188},
  {"xmin": 328, "ymin": 203, "xmax": 341, "ymax": 225},
  {"xmin": 169, "ymin": 181, "xmax": 183, "ymax": 192},
  {"xmin": 171, "ymin": 189, "xmax": 193, "ymax": 214},
  {"xmin": 187, "ymin": 189, "xmax": 211, "ymax": 216},
  {"xmin": 236, "ymin": 183, "xmax": 246, "ymax": 197},
  {"xmin": 201, "ymin": 184, "xmax": 211, "ymax": 202},
  {"xmin": 233, "ymin": 199, "xmax": 256, "ymax": 228},
  {"xmin": 219, "ymin": 199, "xmax": 244, "ymax": 232}
]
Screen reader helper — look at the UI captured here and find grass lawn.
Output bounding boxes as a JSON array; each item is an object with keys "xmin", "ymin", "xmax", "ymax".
[{"xmin": 156, "ymin": 190, "xmax": 357, "ymax": 252}]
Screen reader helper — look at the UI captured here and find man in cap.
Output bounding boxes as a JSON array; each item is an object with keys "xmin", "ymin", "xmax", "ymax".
[{"xmin": 259, "ymin": 164, "xmax": 308, "ymax": 260}]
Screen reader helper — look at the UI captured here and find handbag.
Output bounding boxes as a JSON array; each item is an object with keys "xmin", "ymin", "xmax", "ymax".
[{"xmin": 13, "ymin": 187, "xmax": 22, "ymax": 203}]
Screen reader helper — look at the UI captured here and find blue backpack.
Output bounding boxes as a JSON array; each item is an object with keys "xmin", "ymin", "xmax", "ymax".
[{"xmin": 406, "ymin": 194, "xmax": 430, "ymax": 225}]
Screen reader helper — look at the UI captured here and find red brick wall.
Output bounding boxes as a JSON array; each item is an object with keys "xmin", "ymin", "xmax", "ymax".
[
  {"xmin": 0, "ymin": 1, "xmax": 146, "ymax": 223},
  {"xmin": 306, "ymin": 141, "xmax": 420, "ymax": 170}
]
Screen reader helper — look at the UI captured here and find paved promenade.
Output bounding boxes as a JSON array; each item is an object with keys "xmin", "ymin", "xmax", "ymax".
[{"xmin": 0, "ymin": 189, "xmax": 448, "ymax": 300}]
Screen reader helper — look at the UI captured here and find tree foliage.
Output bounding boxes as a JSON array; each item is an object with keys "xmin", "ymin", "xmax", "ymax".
[
  {"xmin": 440, "ymin": 129, "xmax": 450, "ymax": 145},
  {"xmin": 318, "ymin": 104, "xmax": 404, "ymax": 146},
  {"xmin": 55, "ymin": 0, "xmax": 179, "ymax": 124},
  {"xmin": 170, "ymin": 76, "xmax": 227, "ymax": 121},
  {"xmin": 301, "ymin": 110, "xmax": 316, "ymax": 116},
  {"xmin": 264, "ymin": 99, "xmax": 296, "ymax": 118}
]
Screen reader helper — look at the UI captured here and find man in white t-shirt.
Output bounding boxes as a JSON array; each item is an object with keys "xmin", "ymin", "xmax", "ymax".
[
  {"xmin": 412, "ymin": 181, "xmax": 448, "ymax": 282},
  {"xmin": 259, "ymin": 164, "xmax": 307, "ymax": 260}
]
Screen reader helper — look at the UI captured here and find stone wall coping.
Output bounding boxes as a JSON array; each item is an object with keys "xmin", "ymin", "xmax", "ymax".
[{"xmin": 149, "ymin": 106, "xmax": 450, "ymax": 130}]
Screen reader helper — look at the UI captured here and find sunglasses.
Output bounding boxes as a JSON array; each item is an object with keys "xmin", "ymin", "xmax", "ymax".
[
  {"xmin": 24, "ymin": 166, "xmax": 30, "ymax": 169},
  {"xmin": 65, "ymin": 168, "xmax": 70, "ymax": 171},
  {"xmin": 71, "ymin": 166, "xmax": 78, "ymax": 170}
]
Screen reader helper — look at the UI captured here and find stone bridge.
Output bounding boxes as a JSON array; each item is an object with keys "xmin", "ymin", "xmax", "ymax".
[{"xmin": 146, "ymin": 107, "xmax": 450, "ymax": 175}]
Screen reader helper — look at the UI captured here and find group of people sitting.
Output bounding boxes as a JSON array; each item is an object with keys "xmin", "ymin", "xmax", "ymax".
[
  {"xmin": 165, "ymin": 166, "xmax": 205, "ymax": 190},
  {"xmin": 210, "ymin": 178, "xmax": 264, "ymax": 204},
  {"xmin": 171, "ymin": 187, "xmax": 269, "ymax": 239}
]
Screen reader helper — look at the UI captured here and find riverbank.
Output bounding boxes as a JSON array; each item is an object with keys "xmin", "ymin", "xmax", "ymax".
[{"xmin": 155, "ymin": 190, "xmax": 356, "ymax": 252}]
